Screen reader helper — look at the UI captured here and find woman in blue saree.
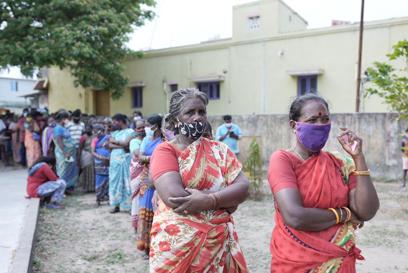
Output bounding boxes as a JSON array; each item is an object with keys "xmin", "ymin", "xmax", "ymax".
[
  {"xmin": 136, "ymin": 114, "xmax": 163, "ymax": 257},
  {"xmin": 108, "ymin": 114, "xmax": 136, "ymax": 213},
  {"xmin": 91, "ymin": 124, "xmax": 110, "ymax": 205},
  {"xmin": 53, "ymin": 111, "xmax": 78, "ymax": 193}
]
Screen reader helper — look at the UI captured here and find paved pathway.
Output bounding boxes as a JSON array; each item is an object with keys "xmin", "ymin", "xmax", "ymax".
[{"xmin": 0, "ymin": 168, "xmax": 38, "ymax": 273}]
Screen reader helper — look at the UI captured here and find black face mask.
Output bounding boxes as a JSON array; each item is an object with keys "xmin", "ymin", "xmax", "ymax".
[
  {"xmin": 178, "ymin": 121, "xmax": 205, "ymax": 141},
  {"xmin": 73, "ymin": 118, "xmax": 80, "ymax": 124}
]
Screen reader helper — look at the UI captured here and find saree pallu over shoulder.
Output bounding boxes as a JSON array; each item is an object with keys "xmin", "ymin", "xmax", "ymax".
[
  {"xmin": 109, "ymin": 129, "xmax": 136, "ymax": 210},
  {"xmin": 150, "ymin": 138, "xmax": 248, "ymax": 273},
  {"xmin": 53, "ymin": 125, "xmax": 78, "ymax": 188},
  {"xmin": 271, "ymin": 151, "xmax": 362, "ymax": 273}
]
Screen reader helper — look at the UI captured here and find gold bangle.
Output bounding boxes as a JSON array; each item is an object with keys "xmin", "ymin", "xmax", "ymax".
[
  {"xmin": 351, "ymin": 169, "xmax": 371, "ymax": 176},
  {"xmin": 342, "ymin": 207, "xmax": 352, "ymax": 222},
  {"xmin": 328, "ymin": 208, "xmax": 340, "ymax": 224}
]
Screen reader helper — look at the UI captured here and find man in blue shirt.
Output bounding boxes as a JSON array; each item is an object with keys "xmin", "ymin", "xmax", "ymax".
[{"xmin": 215, "ymin": 115, "xmax": 242, "ymax": 155}]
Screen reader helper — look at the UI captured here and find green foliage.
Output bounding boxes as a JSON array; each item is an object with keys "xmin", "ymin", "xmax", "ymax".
[
  {"xmin": 365, "ymin": 40, "xmax": 408, "ymax": 118},
  {"xmin": 243, "ymin": 138, "xmax": 263, "ymax": 200},
  {"xmin": 105, "ymin": 250, "xmax": 125, "ymax": 264},
  {"xmin": 0, "ymin": 0, "xmax": 155, "ymax": 98}
]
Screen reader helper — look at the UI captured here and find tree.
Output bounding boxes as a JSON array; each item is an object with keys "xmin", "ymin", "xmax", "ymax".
[
  {"xmin": 243, "ymin": 138, "xmax": 263, "ymax": 200},
  {"xmin": 0, "ymin": 0, "xmax": 155, "ymax": 98},
  {"xmin": 365, "ymin": 40, "xmax": 408, "ymax": 118}
]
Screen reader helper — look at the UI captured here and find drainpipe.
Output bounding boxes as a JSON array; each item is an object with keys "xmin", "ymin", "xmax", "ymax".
[{"xmin": 355, "ymin": 0, "xmax": 365, "ymax": 112}]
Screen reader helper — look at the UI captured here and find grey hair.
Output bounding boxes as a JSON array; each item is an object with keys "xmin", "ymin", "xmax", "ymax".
[{"xmin": 167, "ymin": 88, "xmax": 208, "ymax": 130}]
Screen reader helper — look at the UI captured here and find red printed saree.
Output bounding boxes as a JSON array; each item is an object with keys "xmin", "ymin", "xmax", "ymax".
[
  {"xmin": 150, "ymin": 138, "xmax": 248, "ymax": 273},
  {"xmin": 268, "ymin": 150, "xmax": 362, "ymax": 273}
]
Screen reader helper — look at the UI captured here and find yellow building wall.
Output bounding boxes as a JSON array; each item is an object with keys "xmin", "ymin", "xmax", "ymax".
[
  {"xmin": 46, "ymin": 1, "xmax": 408, "ymax": 117},
  {"xmin": 48, "ymin": 68, "xmax": 87, "ymax": 113},
  {"xmin": 118, "ymin": 18, "xmax": 408, "ymax": 116},
  {"xmin": 278, "ymin": 1, "xmax": 307, "ymax": 33},
  {"xmin": 119, "ymin": 47, "xmax": 232, "ymax": 116}
]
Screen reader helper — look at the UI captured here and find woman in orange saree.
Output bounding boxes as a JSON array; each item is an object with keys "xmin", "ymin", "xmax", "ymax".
[
  {"xmin": 24, "ymin": 112, "xmax": 42, "ymax": 168},
  {"xmin": 150, "ymin": 88, "xmax": 249, "ymax": 273},
  {"xmin": 268, "ymin": 94, "xmax": 380, "ymax": 273}
]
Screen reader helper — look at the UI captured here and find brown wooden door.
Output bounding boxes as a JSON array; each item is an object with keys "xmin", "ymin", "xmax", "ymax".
[{"xmin": 94, "ymin": 91, "xmax": 110, "ymax": 116}]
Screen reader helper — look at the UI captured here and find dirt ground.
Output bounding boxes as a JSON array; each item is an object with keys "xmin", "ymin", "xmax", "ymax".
[{"xmin": 32, "ymin": 181, "xmax": 408, "ymax": 273}]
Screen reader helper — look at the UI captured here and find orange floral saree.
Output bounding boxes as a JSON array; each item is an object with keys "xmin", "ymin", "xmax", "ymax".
[{"xmin": 150, "ymin": 138, "xmax": 248, "ymax": 273}]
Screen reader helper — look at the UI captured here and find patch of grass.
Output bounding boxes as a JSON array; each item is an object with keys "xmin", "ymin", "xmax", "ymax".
[
  {"xmin": 82, "ymin": 253, "xmax": 100, "ymax": 262},
  {"xmin": 32, "ymin": 257, "xmax": 42, "ymax": 271},
  {"xmin": 104, "ymin": 250, "xmax": 125, "ymax": 265}
]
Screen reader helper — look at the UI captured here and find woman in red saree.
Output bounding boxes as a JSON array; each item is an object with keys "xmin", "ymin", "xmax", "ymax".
[
  {"xmin": 268, "ymin": 94, "xmax": 380, "ymax": 273},
  {"xmin": 150, "ymin": 88, "xmax": 249, "ymax": 273}
]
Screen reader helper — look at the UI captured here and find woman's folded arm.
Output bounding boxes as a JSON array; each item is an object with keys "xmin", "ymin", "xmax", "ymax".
[{"xmin": 275, "ymin": 188, "xmax": 339, "ymax": 231}]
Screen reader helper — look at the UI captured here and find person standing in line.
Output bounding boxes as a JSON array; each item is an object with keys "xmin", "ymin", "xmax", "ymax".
[
  {"xmin": 401, "ymin": 128, "xmax": 408, "ymax": 189},
  {"xmin": 42, "ymin": 115, "xmax": 56, "ymax": 157},
  {"xmin": 78, "ymin": 126, "xmax": 95, "ymax": 192},
  {"xmin": 8, "ymin": 115, "xmax": 21, "ymax": 164},
  {"xmin": 103, "ymin": 117, "xmax": 113, "ymax": 134},
  {"xmin": 91, "ymin": 124, "xmax": 110, "ymax": 205},
  {"xmin": 108, "ymin": 114, "xmax": 136, "ymax": 213},
  {"xmin": 149, "ymin": 89, "xmax": 249, "ymax": 272},
  {"xmin": 24, "ymin": 111, "xmax": 42, "ymax": 168},
  {"xmin": 268, "ymin": 94, "xmax": 379, "ymax": 272},
  {"xmin": 66, "ymin": 109, "xmax": 85, "ymax": 170},
  {"xmin": 17, "ymin": 110, "xmax": 28, "ymax": 166},
  {"xmin": 215, "ymin": 114, "xmax": 242, "ymax": 156},
  {"xmin": 53, "ymin": 111, "xmax": 79, "ymax": 193},
  {"xmin": 0, "ymin": 115, "xmax": 10, "ymax": 166},
  {"xmin": 130, "ymin": 111, "xmax": 143, "ymax": 129},
  {"xmin": 135, "ymin": 115, "xmax": 163, "ymax": 258},
  {"xmin": 66, "ymin": 109, "xmax": 85, "ymax": 148},
  {"xmin": 129, "ymin": 119, "xmax": 146, "ymax": 231}
]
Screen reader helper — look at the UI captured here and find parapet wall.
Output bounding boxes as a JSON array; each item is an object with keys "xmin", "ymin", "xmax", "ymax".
[{"xmin": 208, "ymin": 113, "xmax": 406, "ymax": 181}]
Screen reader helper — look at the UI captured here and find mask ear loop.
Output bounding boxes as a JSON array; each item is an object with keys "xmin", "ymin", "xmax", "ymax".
[{"xmin": 175, "ymin": 117, "xmax": 182, "ymax": 128}]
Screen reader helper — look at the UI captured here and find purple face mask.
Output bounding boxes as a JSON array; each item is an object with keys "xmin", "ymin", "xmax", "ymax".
[{"xmin": 295, "ymin": 122, "xmax": 331, "ymax": 152}]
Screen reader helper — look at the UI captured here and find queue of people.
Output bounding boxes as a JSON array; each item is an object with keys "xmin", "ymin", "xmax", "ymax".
[{"xmin": 0, "ymin": 89, "xmax": 381, "ymax": 272}]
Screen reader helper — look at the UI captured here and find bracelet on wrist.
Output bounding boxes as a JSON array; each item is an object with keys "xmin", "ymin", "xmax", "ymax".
[
  {"xmin": 328, "ymin": 208, "xmax": 340, "ymax": 224},
  {"xmin": 339, "ymin": 208, "xmax": 344, "ymax": 223},
  {"xmin": 209, "ymin": 193, "xmax": 218, "ymax": 210},
  {"xmin": 350, "ymin": 169, "xmax": 370, "ymax": 176},
  {"xmin": 342, "ymin": 207, "xmax": 352, "ymax": 222}
]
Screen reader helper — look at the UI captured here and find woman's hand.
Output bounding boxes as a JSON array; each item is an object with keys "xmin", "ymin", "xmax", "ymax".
[
  {"xmin": 337, "ymin": 128, "xmax": 363, "ymax": 158},
  {"xmin": 350, "ymin": 210, "xmax": 364, "ymax": 229},
  {"xmin": 225, "ymin": 205, "xmax": 238, "ymax": 214},
  {"xmin": 169, "ymin": 188, "xmax": 213, "ymax": 215}
]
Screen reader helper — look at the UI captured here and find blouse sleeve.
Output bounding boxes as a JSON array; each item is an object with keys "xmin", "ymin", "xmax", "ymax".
[
  {"xmin": 268, "ymin": 150, "xmax": 298, "ymax": 194},
  {"xmin": 223, "ymin": 146, "xmax": 242, "ymax": 185},
  {"xmin": 91, "ymin": 138, "xmax": 98, "ymax": 149},
  {"xmin": 79, "ymin": 135, "xmax": 87, "ymax": 145},
  {"xmin": 150, "ymin": 143, "xmax": 180, "ymax": 181},
  {"xmin": 53, "ymin": 126, "xmax": 64, "ymax": 137}
]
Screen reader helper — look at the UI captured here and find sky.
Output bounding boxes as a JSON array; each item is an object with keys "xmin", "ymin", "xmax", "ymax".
[
  {"xmin": 127, "ymin": 0, "xmax": 408, "ymax": 51},
  {"xmin": 2, "ymin": 0, "xmax": 407, "ymax": 78}
]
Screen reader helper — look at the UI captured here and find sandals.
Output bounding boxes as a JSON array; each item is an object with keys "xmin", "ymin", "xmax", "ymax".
[
  {"xmin": 110, "ymin": 206, "xmax": 120, "ymax": 214},
  {"xmin": 46, "ymin": 203, "xmax": 65, "ymax": 209}
]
